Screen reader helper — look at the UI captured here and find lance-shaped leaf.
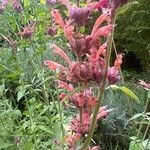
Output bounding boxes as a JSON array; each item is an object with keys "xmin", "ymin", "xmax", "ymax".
[{"xmin": 109, "ymin": 85, "xmax": 140, "ymax": 103}]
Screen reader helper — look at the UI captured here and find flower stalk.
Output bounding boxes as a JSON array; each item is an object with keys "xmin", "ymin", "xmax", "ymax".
[{"xmin": 80, "ymin": 16, "xmax": 116, "ymax": 150}]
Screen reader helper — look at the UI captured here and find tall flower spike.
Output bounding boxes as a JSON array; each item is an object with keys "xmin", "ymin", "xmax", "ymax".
[
  {"xmin": 53, "ymin": 44, "xmax": 72, "ymax": 65},
  {"xmin": 51, "ymin": 9, "xmax": 65, "ymax": 28}
]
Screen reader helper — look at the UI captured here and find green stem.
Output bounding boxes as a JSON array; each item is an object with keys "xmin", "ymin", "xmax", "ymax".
[
  {"xmin": 80, "ymin": 17, "xmax": 116, "ymax": 150},
  {"xmin": 134, "ymin": 91, "xmax": 149, "ymax": 146},
  {"xmin": 30, "ymin": 38, "xmax": 41, "ymax": 69},
  {"xmin": 57, "ymin": 87, "xmax": 65, "ymax": 150}
]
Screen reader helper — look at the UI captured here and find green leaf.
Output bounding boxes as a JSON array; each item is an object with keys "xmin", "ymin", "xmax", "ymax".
[
  {"xmin": 24, "ymin": 0, "xmax": 30, "ymax": 6},
  {"xmin": 0, "ymin": 83, "xmax": 5, "ymax": 95},
  {"xmin": 142, "ymin": 139, "xmax": 150, "ymax": 149},
  {"xmin": 110, "ymin": 85, "xmax": 140, "ymax": 102},
  {"xmin": 38, "ymin": 125, "xmax": 53, "ymax": 134},
  {"xmin": 23, "ymin": 142, "xmax": 33, "ymax": 150},
  {"xmin": 17, "ymin": 89, "xmax": 26, "ymax": 101},
  {"xmin": 40, "ymin": 0, "xmax": 46, "ymax": 4},
  {"xmin": 116, "ymin": 1, "xmax": 139, "ymax": 16},
  {"xmin": 0, "ymin": 143, "xmax": 14, "ymax": 149},
  {"xmin": 128, "ymin": 113, "xmax": 142, "ymax": 121},
  {"xmin": 17, "ymin": 85, "xmax": 31, "ymax": 101},
  {"xmin": 129, "ymin": 141, "xmax": 142, "ymax": 150}
]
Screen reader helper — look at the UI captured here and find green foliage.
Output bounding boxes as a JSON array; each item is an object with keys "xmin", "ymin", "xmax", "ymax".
[{"xmin": 115, "ymin": 0, "xmax": 150, "ymax": 71}]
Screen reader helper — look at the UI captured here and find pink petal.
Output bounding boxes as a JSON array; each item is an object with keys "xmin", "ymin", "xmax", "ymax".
[
  {"xmin": 96, "ymin": 107, "xmax": 112, "ymax": 119},
  {"xmin": 91, "ymin": 9, "xmax": 111, "ymax": 36},
  {"xmin": 56, "ymin": 80, "xmax": 74, "ymax": 91},
  {"xmin": 44, "ymin": 60, "xmax": 66, "ymax": 71},
  {"xmin": 51, "ymin": 9, "xmax": 65, "ymax": 28},
  {"xmin": 91, "ymin": 25, "xmax": 114, "ymax": 41},
  {"xmin": 64, "ymin": 20, "xmax": 75, "ymax": 46},
  {"xmin": 53, "ymin": 44, "xmax": 72, "ymax": 65}
]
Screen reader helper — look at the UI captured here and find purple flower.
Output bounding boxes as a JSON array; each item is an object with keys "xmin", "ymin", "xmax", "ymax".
[
  {"xmin": 46, "ymin": 0, "xmax": 57, "ymax": 6},
  {"xmin": 70, "ymin": 6, "xmax": 91, "ymax": 26},
  {"xmin": 13, "ymin": 0, "xmax": 22, "ymax": 13}
]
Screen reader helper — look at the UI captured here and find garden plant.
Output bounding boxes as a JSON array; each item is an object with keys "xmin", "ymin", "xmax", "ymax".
[{"xmin": 0, "ymin": 0, "xmax": 149, "ymax": 150}]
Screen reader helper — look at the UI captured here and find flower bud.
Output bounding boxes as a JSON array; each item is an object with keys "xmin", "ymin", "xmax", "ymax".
[{"xmin": 47, "ymin": 26, "xmax": 57, "ymax": 36}]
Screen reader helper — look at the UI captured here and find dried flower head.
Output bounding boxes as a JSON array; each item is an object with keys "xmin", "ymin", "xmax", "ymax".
[{"xmin": 47, "ymin": 25, "xmax": 57, "ymax": 36}]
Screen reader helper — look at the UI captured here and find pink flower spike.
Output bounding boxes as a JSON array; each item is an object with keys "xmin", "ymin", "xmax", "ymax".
[
  {"xmin": 53, "ymin": 44, "xmax": 72, "ymax": 65},
  {"xmin": 51, "ymin": 9, "xmax": 65, "ymax": 28},
  {"xmin": 91, "ymin": 25, "xmax": 114, "ymax": 41},
  {"xmin": 44, "ymin": 60, "xmax": 66, "ymax": 71},
  {"xmin": 91, "ymin": 10, "xmax": 111, "ymax": 36},
  {"xmin": 56, "ymin": 80, "xmax": 74, "ymax": 91}
]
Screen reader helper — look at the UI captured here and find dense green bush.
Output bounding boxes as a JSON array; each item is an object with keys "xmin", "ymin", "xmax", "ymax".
[{"xmin": 115, "ymin": 0, "xmax": 150, "ymax": 72}]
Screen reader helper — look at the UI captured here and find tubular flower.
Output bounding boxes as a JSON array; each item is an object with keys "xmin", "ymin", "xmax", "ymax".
[
  {"xmin": 71, "ymin": 89, "xmax": 97, "ymax": 111},
  {"xmin": 56, "ymin": 80, "xmax": 74, "ymax": 91},
  {"xmin": 44, "ymin": 60, "xmax": 67, "ymax": 71},
  {"xmin": 107, "ymin": 54, "xmax": 123, "ymax": 84},
  {"xmin": 53, "ymin": 44, "xmax": 72, "ymax": 65},
  {"xmin": 70, "ymin": 113, "xmax": 91, "ymax": 135},
  {"xmin": 139, "ymin": 80, "xmax": 150, "ymax": 90},
  {"xmin": 65, "ymin": 132, "xmax": 81, "ymax": 149},
  {"xmin": 51, "ymin": 9, "xmax": 65, "ymax": 28}
]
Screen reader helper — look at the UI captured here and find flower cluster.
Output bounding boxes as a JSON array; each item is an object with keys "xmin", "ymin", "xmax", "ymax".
[
  {"xmin": 44, "ymin": 0, "xmax": 124, "ymax": 149},
  {"xmin": 0, "ymin": 0, "xmax": 22, "ymax": 14},
  {"xmin": 17, "ymin": 23, "xmax": 36, "ymax": 39}
]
